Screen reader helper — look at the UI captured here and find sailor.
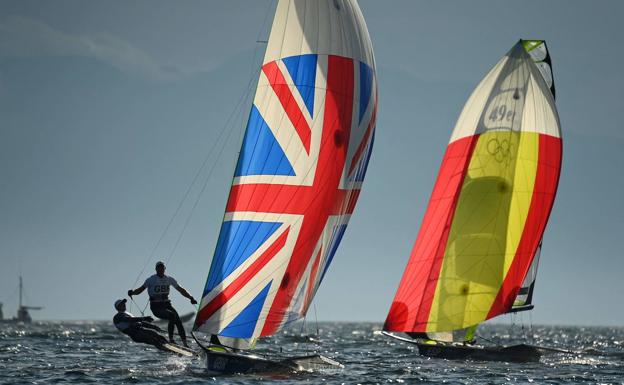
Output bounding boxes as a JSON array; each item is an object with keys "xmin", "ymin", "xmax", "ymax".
[
  {"xmin": 112, "ymin": 299, "xmax": 168, "ymax": 347},
  {"xmin": 127, "ymin": 261, "xmax": 197, "ymax": 347}
]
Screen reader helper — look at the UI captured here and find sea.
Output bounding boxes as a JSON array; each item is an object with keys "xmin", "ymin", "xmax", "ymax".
[{"xmin": 1, "ymin": 322, "xmax": 622, "ymax": 384}]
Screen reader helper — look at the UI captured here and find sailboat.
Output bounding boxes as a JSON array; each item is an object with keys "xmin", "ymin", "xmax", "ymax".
[
  {"xmin": 0, "ymin": 276, "xmax": 42, "ymax": 324},
  {"xmin": 191, "ymin": 0, "xmax": 377, "ymax": 373},
  {"xmin": 382, "ymin": 40, "xmax": 562, "ymax": 363}
]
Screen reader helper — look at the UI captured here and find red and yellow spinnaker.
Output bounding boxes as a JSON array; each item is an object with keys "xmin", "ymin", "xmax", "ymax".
[{"xmin": 385, "ymin": 40, "xmax": 562, "ymax": 334}]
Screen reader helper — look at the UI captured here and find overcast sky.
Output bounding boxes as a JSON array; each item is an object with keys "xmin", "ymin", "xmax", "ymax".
[{"xmin": 0, "ymin": 0, "xmax": 622, "ymax": 327}]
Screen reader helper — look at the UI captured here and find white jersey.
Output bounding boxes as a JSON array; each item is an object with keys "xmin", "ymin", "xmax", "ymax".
[{"xmin": 144, "ymin": 274, "xmax": 179, "ymax": 303}]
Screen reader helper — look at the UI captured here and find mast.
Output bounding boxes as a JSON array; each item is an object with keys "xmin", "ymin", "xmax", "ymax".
[{"xmin": 19, "ymin": 276, "xmax": 23, "ymax": 309}]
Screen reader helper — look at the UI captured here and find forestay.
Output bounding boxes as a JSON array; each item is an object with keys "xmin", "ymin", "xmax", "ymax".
[
  {"xmin": 384, "ymin": 40, "xmax": 562, "ymax": 335},
  {"xmin": 194, "ymin": 0, "xmax": 377, "ymax": 346}
]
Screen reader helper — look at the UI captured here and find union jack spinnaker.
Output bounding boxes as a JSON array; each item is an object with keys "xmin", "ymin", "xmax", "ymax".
[
  {"xmin": 194, "ymin": 0, "xmax": 377, "ymax": 348},
  {"xmin": 384, "ymin": 40, "xmax": 561, "ymax": 337}
]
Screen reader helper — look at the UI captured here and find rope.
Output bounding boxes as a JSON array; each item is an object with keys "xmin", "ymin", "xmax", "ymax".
[
  {"xmin": 126, "ymin": 69, "xmax": 253, "ymax": 316},
  {"xmin": 153, "ymin": 0, "xmax": 271, "ymax": 269},
  {"xmin": 477, "ymin": 333, "xmax": 503, "ymax": 348},
  {"xmin": 129, "ymin": 296, "xmax": 145, "ymax": 317},
  {"xmin": 313, "ymin": 302, "xmax": 320, "ymax": 338},
  {"xmin": 128, "ymin": 10, "xmax": 265, "ymax": 300},
  {"xmin": 126, "ymin": 3, "xmax": 277, "ymax": 317}
]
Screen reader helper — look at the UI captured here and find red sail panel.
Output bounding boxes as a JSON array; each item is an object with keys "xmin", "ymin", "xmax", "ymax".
[
  {"xmin": 488, "ymin": 134, "xmax": 562, "ymax": 317},
  {"xmin": 385, "ymin": 132, "xmax": 561, "ymax": 333},
  {"xmin": 384, "ymin": 136, "xmax": 478, "ymax": 331}
]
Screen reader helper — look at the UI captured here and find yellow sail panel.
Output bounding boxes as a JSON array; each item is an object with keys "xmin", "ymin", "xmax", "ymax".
[{"xmin": 427, "ymin": 131, "xmax": 540, "ymax": 332}]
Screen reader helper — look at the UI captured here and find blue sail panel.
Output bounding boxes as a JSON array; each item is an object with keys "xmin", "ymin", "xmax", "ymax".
[
  {"xmin": 318, "ymin": 224, "xmax": 348, "ymax": 284},
  {"xmin": 355, "ymin": 130, "xmax": 375, "ymax": 182},
  {"xmin": 283, "ymin": 277, "xmax": 308, "ymax": 325},
  {"xmin": 204, "ymin": 221, "xmax": 281, "ymax": 295},
  {"xmin": 235, "ymin": 105, "xmax": 295, "ymax": 177},
  {"xmin": 359, "ymin": 62, "xmax": 374, "ymax": 124},
  {"xmin": 219, "ymin": 281, "xmax": 272, "ymax": 338},
  {"xmin": 283, "ymin": 54, "xmax": 317, "ymax": 117}
]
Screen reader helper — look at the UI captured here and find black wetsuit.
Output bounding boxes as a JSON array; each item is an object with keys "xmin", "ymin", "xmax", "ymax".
[
  {"xmin": 113, "ymin": 312, "xmax": 167, "ymax": 346},
  {"xmin": 143, "ymin": 274, "xmax": 187, "ymax": 343},
  {"xmin": 150, "ymin": 301, "xmax": 186, "ymax": 342}
]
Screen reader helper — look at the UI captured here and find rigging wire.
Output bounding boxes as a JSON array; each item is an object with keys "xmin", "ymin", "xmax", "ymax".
[
  {"xmin": 127, "ymin": 63, "xmax": 258, "ymax": 315},
  {"xmin": 477, "ymin": 332, "xmax": 503, "ymax": 348},
  {"xmin": 129, "ymin": 0, "xmax": 272, "ymax": 289},
  {"xmin": 164, "ymin": 83, "xmax": 254, "ymax": 265},
  {"xmin": 129, "ymin": 296, "xmax": 145, "ymax": 317},
  {"xmin": 312, "ymin": 302, "xmax": 321, "ymax": 354},
  {"xmin": 129, "ymin": 1, "xmax": 276, "ymax": 317},
  {"xmin": 129, "ymin": 124, "xmax": 232, "ymax": 288},
  {"xmin": 130, "ymin": 77, "xmax": 258, "ymax": 315},
  {"xmin": 164, "ymin": 0, "xmax": 274, "ymax": 269},
  {"xmin": 177, "ymin": 6, "xmax": 276, "ymax": 305},
  {"xmin": 313, "ymin": 302, "xmax": 320, "ymax": 339}
]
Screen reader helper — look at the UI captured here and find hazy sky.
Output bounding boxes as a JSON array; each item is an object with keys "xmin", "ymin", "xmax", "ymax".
[{"xmin": 0, "ymin": 1, "xmax": 622, "ymax": 327}]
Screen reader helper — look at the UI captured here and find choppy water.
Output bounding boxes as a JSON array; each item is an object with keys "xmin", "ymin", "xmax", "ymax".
[{"xmin": 1, "ymin": 322, "xmax": 622, "ymax": 384}]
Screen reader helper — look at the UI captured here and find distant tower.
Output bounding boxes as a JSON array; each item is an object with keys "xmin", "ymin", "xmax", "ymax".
[{"xmin": 0, "ymin": 302, "xmax": 3, "ymax": 320}]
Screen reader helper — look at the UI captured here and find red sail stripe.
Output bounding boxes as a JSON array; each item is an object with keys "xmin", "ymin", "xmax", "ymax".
[
  {"xmin": 194, "ymin": 228, "xmax": 290, "ymax": 328},
  {"xmin": 348, "ymin": 102, "xmax": 377, "ymax": 176},
  {"xmin": 263, "ymin": 61, "xmax": 312, "ymax": 154},
  {"xmin": 384, "ymin": 135, "xmax": 479, "ymax": 332},
  {"xmin": 260, "ymin": 55, "xmax": 354, "ymax": 336},
  {"xmin": 226, "ymin": 184, "xmax": 360, "ymax": 216},
  {"xmin": 487, "ymin": 134, "xmax": 562, "ymax": 317}
]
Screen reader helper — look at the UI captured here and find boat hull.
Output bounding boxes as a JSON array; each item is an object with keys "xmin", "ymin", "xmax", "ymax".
[
  {"xmin": 416, "ymin": 342, "xmax": 541, "ymax": 363},
  {"xmin": 204, "ymin": 350, "xmax": 342, "ymax": 374}
]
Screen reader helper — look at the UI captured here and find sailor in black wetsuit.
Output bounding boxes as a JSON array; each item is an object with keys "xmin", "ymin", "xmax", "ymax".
[
  {"xmin": 127, "ymin": 261, "xmax": 197, "ymax": 347},
  {"xmin": 112, "ymin": 299, "xmax": 168, "ymax": 347}
]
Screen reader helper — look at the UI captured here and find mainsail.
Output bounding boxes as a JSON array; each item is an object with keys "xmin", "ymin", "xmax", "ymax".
[
  {"xmin": 384, "ymin": 40, "xmax": 562, "ymax": 335},
  {"xmin": 194, "ymin": 0, "xmax": 377, "ymax": 347},
  {"xmin": 509, "ymin": 40, "xmax": 555, "ymax": 313},
  {"xmin": 510, "ymin": 241, "xmax": 541, "ymax": 312}
]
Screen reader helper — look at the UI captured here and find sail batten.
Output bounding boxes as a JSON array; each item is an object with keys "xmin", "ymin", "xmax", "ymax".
[
  {"xmin": 385, "ymin": 40, "xmax": 561, "ymax": 334},
  {"xmin": 194, "ymin": 0, "xmax": 377, "ymax": 344}
]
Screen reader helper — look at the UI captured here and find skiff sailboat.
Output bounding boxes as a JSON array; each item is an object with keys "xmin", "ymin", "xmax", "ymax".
[
  {"xmin": 191, "ymin": 0, "xmax": 377, "ymax": 373},
  {"xmin": 383, "ymin": 40, "xmax": 562, "ymax": 363}
]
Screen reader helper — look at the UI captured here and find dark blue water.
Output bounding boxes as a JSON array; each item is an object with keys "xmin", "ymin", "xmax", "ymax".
[{"xmin": 1, "ymin": 322, "xmax": 622, "ymax": 384}]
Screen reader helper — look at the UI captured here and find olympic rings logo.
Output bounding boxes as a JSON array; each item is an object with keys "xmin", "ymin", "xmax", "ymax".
[{"xmin": 486, "ymin": 138, "xmax": 512, "ymax": 163}]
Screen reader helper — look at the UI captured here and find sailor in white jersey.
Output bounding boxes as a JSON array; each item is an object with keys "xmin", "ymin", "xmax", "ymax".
[{"xmin": 128, "ymin": 261, "xmax": 197, "ymax": 347}]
